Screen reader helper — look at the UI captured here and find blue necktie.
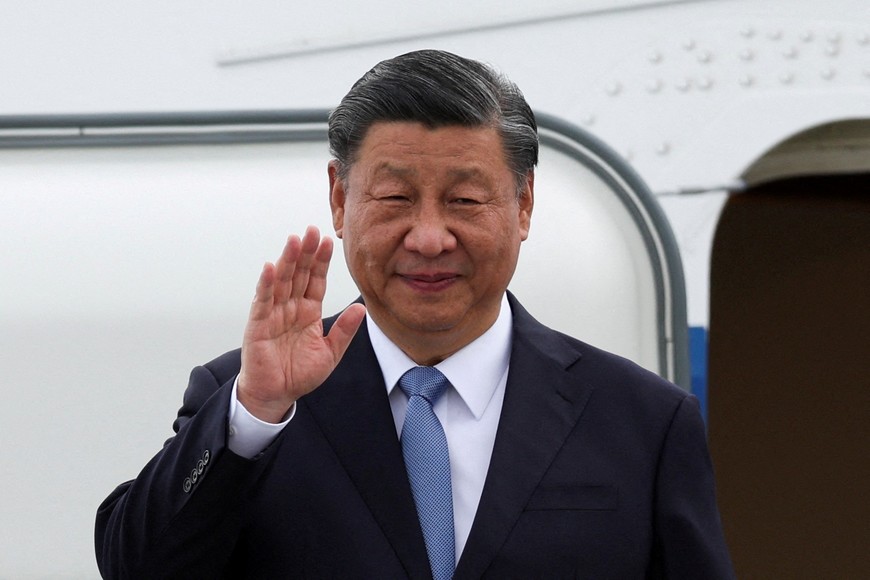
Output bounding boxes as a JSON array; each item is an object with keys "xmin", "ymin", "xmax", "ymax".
[{"xmin": 399, "ymin": 366, "xmax": 455, "ymax": 580}]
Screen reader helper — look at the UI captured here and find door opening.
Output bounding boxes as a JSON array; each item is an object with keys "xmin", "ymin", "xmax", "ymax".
[{"xmin": 708, "ymin": 173, "xmax": 869, "ymax": 578}]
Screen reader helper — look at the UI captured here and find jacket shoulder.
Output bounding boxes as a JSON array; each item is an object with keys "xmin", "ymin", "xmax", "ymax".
[{"xmin": 509, "ymin": 292, "xmax": 687, "ymax": 406}]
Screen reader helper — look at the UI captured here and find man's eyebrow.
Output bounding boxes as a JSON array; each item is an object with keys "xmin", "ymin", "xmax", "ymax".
[
  {"xmin": 372, "ymin": 163, "xmax": 415, "ymax": 178},
  {"xmin": 446, "ymin": 167, "xmax": 486, "ymax": 181}
]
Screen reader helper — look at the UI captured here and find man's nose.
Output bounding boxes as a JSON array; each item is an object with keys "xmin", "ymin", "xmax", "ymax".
[{"xmin": 403, "ymin": 204, "xmax": 458, "ymax": 257}]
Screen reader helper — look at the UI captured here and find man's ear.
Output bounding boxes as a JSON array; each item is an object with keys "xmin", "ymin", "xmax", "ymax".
[
  {"xmin": 518, "ymin": 171, "xmax": 534, "ymax": 241},
  {"xmin": 328, "ymin": 160, "xmax": 345, "ymax": 239}
]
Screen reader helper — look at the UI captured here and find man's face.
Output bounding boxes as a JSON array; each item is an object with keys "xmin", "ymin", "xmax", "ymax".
[{"xmin": 329, "ymin": 121, "xmax": 534, "ymax": 363}]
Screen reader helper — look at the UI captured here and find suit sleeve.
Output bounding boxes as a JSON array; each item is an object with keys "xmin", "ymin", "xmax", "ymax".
[
  {"xmin": 94, "ymin": 363, "xmax": 279, "ymax": 579},
  {"xmin": 651, "ymin": 394, "xmax": 735, "ymax": 579}
]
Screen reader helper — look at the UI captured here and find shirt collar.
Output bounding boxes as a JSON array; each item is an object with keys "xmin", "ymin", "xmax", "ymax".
[{"xmin": 367, "ymin": 293, "xmax": 512, "ymax": 420}]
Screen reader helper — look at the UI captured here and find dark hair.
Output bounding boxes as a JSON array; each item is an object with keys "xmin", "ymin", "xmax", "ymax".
[{"xmin": 328, "ymin": 49, "xmax": 538, "ymax": 193}]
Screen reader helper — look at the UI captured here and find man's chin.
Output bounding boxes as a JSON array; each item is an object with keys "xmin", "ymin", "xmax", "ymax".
[
  {"xmin": 383, "ymin": 303, "xmax": 469, "ymax": 335},
  {"xmin": 397, "ymin": 313, "xmax": 463, "ymax": 334}
]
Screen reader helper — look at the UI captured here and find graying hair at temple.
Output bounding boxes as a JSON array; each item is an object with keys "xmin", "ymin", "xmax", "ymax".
[{"xmin": 327, "ymin": 49, "xmax": 539, "ymax": 196}]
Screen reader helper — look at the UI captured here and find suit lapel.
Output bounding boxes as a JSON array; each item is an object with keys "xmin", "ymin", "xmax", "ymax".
[
  {"xmin": 303, "ymin": 318, "xmax": 432, "ymax": 580},
  {"xmin": 455, "ymin": 295, "xmax": 594, "ymax": 579}
]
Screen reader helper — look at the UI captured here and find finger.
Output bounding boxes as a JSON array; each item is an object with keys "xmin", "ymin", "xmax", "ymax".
[
  {"xmin": 273, "ymin": 234, "xmax": 302, "ymax": 303},
  {"xmin": 249, "ymin": 261, "xmax": 276, "ymax": 321},
  {"xmin": 290, "ymin": 225, "xmax": 320, "ymax": 299},
  {"xmin": 325, "ymin": 303, "xmax": 367, "ymax": 363},
  {"xmin": 304, "ymin": 235, "xmax": 334, "ymax": 302}
]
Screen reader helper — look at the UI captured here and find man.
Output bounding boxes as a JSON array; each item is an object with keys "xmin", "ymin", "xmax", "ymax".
[{"xmin": 96, "ymin": 49, "xmax": 734, "ymax": 578}]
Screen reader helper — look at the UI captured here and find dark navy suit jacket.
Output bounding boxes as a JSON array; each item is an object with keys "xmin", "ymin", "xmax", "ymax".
[{"xmin": 96, "ymin": 294, "xmax": 734, "ymax": 578}]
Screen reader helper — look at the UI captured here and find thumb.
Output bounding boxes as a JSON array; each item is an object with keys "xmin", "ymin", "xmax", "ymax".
[{"xmin": 325, "ymin": 303, "xmax": 367, "ymax": 363}]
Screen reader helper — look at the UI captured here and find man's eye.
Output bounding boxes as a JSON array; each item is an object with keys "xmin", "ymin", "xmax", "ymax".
[{"xmin": 452, "ymin": 197, "xmax": 481, "ymax": 205}]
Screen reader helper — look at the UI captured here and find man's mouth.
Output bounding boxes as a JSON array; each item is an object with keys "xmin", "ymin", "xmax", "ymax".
[{"xmin": 399, "ymin": 272, "xmax": 459, "ymax": 291}]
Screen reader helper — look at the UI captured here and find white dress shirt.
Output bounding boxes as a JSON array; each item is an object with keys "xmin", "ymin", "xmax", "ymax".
[{"xmin": 228, "ymin": 294, "xmax": 512, "ymax": 559}]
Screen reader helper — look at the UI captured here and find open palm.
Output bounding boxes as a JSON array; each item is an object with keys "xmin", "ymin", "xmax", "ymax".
[{"xmin": 238, "ymin": 226, "xmax": 366, "ymax": 423}]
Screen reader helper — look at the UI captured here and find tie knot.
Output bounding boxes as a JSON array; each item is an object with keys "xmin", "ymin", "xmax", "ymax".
[{"xmin": 398, "ymin": 366, "xmax": 449, "ymax": 404}]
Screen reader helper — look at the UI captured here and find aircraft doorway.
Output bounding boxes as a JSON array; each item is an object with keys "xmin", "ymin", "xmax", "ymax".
[{"xmin": 708, "ymin": 173, "xmax": 869, "ymax": 578}]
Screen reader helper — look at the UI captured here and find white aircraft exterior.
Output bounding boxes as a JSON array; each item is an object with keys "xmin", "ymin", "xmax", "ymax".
[{"xmin": 1, "ymin": 1, "xmax": 866, "ymax": 577}]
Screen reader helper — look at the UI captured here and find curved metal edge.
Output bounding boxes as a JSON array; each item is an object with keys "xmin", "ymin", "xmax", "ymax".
[
  {"xmin": 535, "ymin": 112, "xmax": 689, "ymax": 390},
  {"xmin": 0, "ymin": 108, "xmax": 689, "ymax": 388}
]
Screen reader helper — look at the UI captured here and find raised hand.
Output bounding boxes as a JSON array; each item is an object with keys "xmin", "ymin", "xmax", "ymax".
[{"xmin": 237, "ymin": 226, "xmax": 366, "ymax": 423}]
